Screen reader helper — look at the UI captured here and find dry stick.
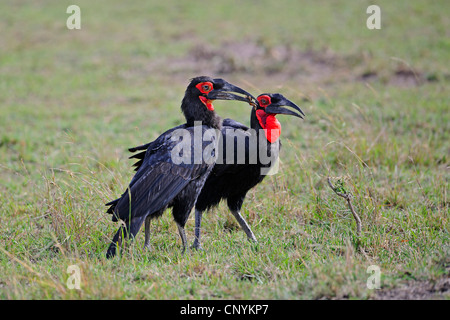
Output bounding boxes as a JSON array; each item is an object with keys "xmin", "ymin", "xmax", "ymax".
[
  {"xmin": 326, "ymin": 177, "xmax": 371, "ymax": 261},
  {"xmin": 327, "ymin": 177, "xmax": 362, "ymax": 237}
]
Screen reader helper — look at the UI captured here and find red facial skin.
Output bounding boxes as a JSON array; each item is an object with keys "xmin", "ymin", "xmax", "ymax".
[
  {"xmin": 196, "ymin": 82, "xmax": 214, "ymax": 111},
  {"xmin": 256, "ymin": 95, "xmax": 281, "ymax": 143}
]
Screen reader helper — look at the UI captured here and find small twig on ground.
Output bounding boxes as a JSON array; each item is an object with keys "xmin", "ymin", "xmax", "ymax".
[
  {"xmin": 327, "ymin": 177, "xmax": 362, "ymax": 237},
  {"xmin": 327, "ymin": 177, "xmax": 371, "ymax": 261}
]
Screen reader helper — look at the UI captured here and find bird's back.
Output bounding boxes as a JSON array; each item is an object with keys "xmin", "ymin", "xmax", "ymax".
[
  {"xmin": 106, "ymin": 124, "xmax": 218, "ymax": 222},
  {"xmin": 195, "ymin": 118, "xmax": 269, "ymax": 212}
]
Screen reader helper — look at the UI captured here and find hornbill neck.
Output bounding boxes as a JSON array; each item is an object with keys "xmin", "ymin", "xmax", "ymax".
[
  {"xmin": 250, "ymin": 109, "xmax": 281, "ymax": 145},
  {"xmin": 181, "ymin": 95, "xmax": 222, "ymax": 130},
  {"xmin": 249, "ymin": 108, "xmax": 278, "ymax": 163},
  {"xmin": 250, "ymin": 109, "xmax": 262, "ymax": 131},
  {"xmin": 250, "ymin": 109, "xmax": 269, "ymax": 142}
]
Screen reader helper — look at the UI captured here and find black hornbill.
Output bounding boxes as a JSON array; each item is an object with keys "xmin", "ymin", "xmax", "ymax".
[
  {"xmin": 105, "ymin": 76, "xmax": 254, "ymax": 258},
  {"xmin": 129, "ymin": 93, "xmax": 304, "ymax": 250},
  {"xmin": 191, "ymin": 93, "xmax": 305, "ymax": 249}
]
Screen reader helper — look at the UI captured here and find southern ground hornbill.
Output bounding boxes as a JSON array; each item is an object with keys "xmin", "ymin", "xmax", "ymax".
[
  {"xmin": 129, "ymin": 93, "xmax": 304, "ymax": 250},
  {"xmin": 105, "ymin": 76, "xmax": 254, "ymax": 258},
  {"xmin": 192, "ymin": 93, "xmax": 304, "ymax": 248}
]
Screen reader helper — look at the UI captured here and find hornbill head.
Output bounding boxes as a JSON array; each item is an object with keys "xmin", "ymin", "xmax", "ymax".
[
  {"xmin": 182, "ymin": 76, "xmax": 255, "ymax": 128},
  {"xmin": 184, "ymin": 76, "xmax": 254, "ymax": 111},
  {"xmin": 252, "ymin": 93, "xmax": 305, "ymax": 143},
  {"xmin": 256, "ymin": 93, "xmax": 305, "ymax": 119}
]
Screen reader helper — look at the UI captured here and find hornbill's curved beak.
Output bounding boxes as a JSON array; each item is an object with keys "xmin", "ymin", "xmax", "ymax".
[
  {"xmin": 265, "ymin": 98, "xmax": 305, "ymax": 119},
  {"xmin": 207, "ymin": 79, "xmax": 256, "ymax": 105}
]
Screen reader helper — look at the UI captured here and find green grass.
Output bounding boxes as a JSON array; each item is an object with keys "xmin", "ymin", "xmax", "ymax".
[{"xmin": 0, "ymin": 0, "xmax": 448, "ymax": 299}]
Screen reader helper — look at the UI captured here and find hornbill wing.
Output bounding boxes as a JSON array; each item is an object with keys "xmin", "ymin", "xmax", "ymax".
[
  {"xmin": 128, "ymin": 124, "xmax": 188, "ymax": 172},
  {"xmin": 128, "ymin": 143, "xmax": 151, "ymax": 153},
  {"xmin": 222, "ymin": 118, "xmax": 249, "ymax": 131},
  {"xmin": 211, "ymin": 119, "xmax": 252, "ymax": 177},
  {"xmin": 128, "ymin": 124, "xmax": 187, "ymax": 153},
  {"xmin": 111, "ymin": 160, "xmax": 207, "ymax": 223},
  {"xmin": 106, "ymin": 124, "xmax": 188, "ymax": 213},
  {"xmin": 126, "ymin": 121, "xmax": 244, "ymax": 174},
  {"xmin": 107, "ymin": 125, "xmax": 214, "ymax": 222}
]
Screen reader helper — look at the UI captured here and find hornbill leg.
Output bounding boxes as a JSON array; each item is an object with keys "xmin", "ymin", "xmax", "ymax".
[
  {"xmin": 177, "ymin": 222, "xmax": 188, "ymax": 254},
  {"xmin": 144, "ymin": 215, "xmax": 151, "ymax": 250},
  {"xmin": 106, "ymin": 226, "xmax": 126, "ymax": 259},
  {"xmin": 106, "ymin": 217, "xmax": 145, "ymax": 259},
  {"xmin": 191, "ymin": 209, "xmax": 203, "ymax": 250},
  {"xmin": 230, "ymin": 210, "xmax": 257, "ymax": 242}
]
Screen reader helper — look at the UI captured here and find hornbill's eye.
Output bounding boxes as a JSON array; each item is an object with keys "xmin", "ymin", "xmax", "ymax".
[
  {"xmin": 257, "ymin": 95, "xmax": 271, "ymax": 107},
  {"xmin": 196, "ymin": 82, "xmax": 213, "ymax": 94}
]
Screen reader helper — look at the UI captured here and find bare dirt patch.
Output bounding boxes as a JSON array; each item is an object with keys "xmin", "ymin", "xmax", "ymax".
[
  {"xmin": 373, "ymin": 276, "xmax": 450, "ymax": 300},
  {"xmin": 158, "ymin": 41, "xmax": 351, "ymax": 86},
  {"xmin": 142, "ymin": 40, "xmax": 441, "ymax": 89}
]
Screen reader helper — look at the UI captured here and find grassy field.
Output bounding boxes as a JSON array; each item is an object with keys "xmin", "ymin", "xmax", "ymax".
[{"xmin": 0, "ymin": 0, "xmax": 449, "ymax": 299}]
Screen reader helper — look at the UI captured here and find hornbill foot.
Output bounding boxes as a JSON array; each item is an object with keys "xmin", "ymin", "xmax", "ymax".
[
  {"xmin": 190, "ymin": 243, "xmax": 204, "ymax": 251},
  {"xmin": 106, "ymin": 243, "xmax": 117, "ymax": 259},
  {"xmin": 180, "ymin": 246, "xmax": 189, "ymax": 255}
]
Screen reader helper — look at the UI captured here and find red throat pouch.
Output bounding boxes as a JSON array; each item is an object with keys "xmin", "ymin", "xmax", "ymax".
[
  {"xmin": 255, "ymin": 109, "xmax": 281, "ymax": 143},
  {"xmin": 199, "ymin": 96, "xmax": 214, "ymax": 111}
]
